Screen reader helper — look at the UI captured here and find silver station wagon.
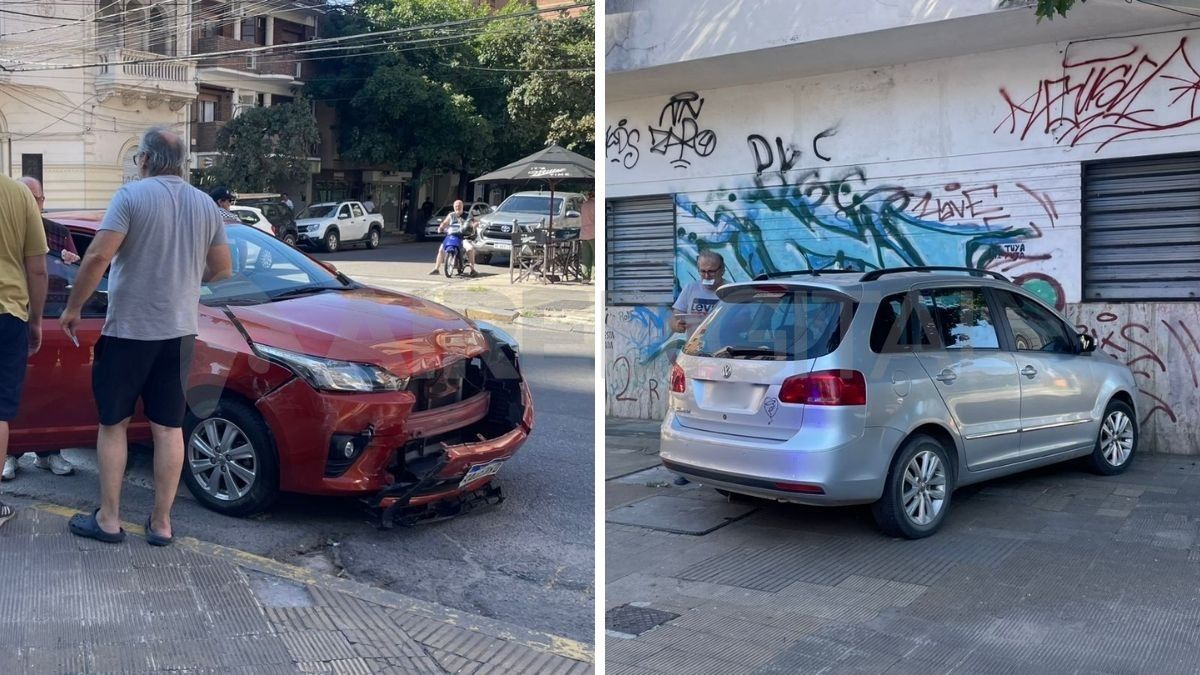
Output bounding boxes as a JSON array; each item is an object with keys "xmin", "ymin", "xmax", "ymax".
[{"xmin": 661, "ymin": 267, "xmax": 1138, "ymax": 539}]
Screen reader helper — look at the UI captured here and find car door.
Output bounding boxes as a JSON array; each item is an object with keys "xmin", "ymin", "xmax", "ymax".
[
  {"xmin": 990, "ymin": 289, "xmax": 1096, "ymax": 458},
  {"xmin": 350, "ymin": 203, "xmax": 368, "ymax": 239},
  {"xmin": 10, "ymin": 255, "xmax": 110, "ymax": 450},
  {"xmin": 911, "ymin": 285, "xmax": 1023, "ymax": 471},
  {"xmin": 336, "ymin": 203, "xmax": 353, "ymax": 237}
]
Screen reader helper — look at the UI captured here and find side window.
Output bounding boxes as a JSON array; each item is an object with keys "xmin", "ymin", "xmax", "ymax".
[
  {"xmin": 238, "ymin": 211, "xmax": 259, "ymax": 225},
  {"xmin": 927, "ymin": 288, "xmax": 999, "ymax": 350},
  {"xmin": 43, "ymin": 254, "xmax": 107, "ymax": 318},
  {"xmin": 870, "ymin": 292, "xmax": 937, "ymax": 353},
  {"xmin": 351, "ymin": 204, "xmax": 364, "ymax": 218},
  {"xmin": 338, "ymin": 206, "xmax": 350, "ymax": 218},
  {"xmin": 996, "ymin": 291, "xmax": 1075, "ymax": 354}
]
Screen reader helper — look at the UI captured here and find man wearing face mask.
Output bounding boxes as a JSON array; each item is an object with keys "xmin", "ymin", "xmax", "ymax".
[{"xmin": 670, "ymin": 250, "xmax": 725, "ymax": 335}]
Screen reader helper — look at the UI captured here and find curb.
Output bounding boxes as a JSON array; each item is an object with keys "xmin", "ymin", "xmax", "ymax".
[
  {"xmin": 464, "ymin": 307, "xmax": 521, "ymax": 324},
  {"xmin": 33, "ymin": 503, "xmax": 594, "ymax": 665}
]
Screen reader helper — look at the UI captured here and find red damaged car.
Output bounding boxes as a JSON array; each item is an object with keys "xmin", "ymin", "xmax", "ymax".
[{"xmin": 9, "ymin": 212, "xmax": 533, "ymax": 526}]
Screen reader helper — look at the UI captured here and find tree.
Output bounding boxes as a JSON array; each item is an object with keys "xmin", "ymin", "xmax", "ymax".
[
  {"xmin": 477, "ymin": 3, "xmax": 595, "ymax": 156},
  {"xmin": 210, "ymin": 96, "xmax": 320, "ymax": 192},
  {"xmin": 1034, "ymin": 0, "xmax": 1084, "ymax": 20}
]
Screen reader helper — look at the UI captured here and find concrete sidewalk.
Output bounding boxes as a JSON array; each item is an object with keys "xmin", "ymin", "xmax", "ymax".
[
  {"xmin": 0, "ymin": 502, "xmax": 593, "ymax": 674},
  {"xmin": 605, "ymin": 418, "xmax": 1200, "ymax": 674}
]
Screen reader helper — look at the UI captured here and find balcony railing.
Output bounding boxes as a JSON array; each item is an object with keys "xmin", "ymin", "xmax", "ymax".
[
  {"xmin": 98, "ymin": 48, "xmax": 191, "ymax": 82},
  {"xmin": 95, "ymin": 48, "xmax": 196, "ymax": 101}
]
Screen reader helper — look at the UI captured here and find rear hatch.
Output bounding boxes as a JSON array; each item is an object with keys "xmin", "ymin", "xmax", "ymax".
[{"xmin": 673, "ymin": 284, "xmax": 858, "ymax": 441}]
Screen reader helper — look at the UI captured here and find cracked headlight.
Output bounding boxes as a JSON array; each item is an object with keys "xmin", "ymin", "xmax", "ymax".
[{"xmin": 255, "ymin": 345, "xmax": 409, "ymax": 393}]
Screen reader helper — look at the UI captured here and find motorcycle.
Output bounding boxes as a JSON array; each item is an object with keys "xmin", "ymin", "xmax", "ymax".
[{"xmin": 442, "ymin": 232, "xmax": 467, "ymax": 278}]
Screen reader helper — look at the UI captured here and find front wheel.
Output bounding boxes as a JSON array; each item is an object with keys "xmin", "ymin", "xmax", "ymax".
[
  {"xmin": 444, "ymin": 248, "xmax": 459, "ymax": 278},
  {"xmin": 323, "ymin": 230, "xmax": 340, "ymax": 253},
  {"xmin": 1089, "ymin": 400, "xmax": 1137, "ymax": 475},
  {"xmin": 182, "ymin": 399, "xmax": 279, "ymax": 517},
  {"xmin": 281, "ymin": 232, "xmax": 298, "ymax": 247},
  {"xmin": 872, "ymin": 434, "xmax": 953, "ymax": 539}
]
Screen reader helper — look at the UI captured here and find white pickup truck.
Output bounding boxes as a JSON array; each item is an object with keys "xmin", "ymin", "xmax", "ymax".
[{"xmin": 295, "ymin": 200, "xmax": 385, "ymax": 253}]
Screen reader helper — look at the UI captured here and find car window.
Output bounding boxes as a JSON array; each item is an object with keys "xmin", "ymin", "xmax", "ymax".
[
  {"xmin": 684, "ymin": 287, "xmax": 855, "ymax": 361},
  {"xmin": 338, "ymin": 206, "xmax": 351, "ymax": 218},
  {"xmin": 926, "ymin": 288, "xmax": 999, "ymax": 350},
  {"xmin": 351, "ymin": 204, "xmax": 364, "ymax": 218},
  {"xmin": 870, "ymin": 292, "xmax": 938, "ymax": 353},
  {"xmin": 995, "ymin": 290, "xmax": 1075, "ymax": 354},
  {"xmin": 237, "ymin": 210, "xmax": 259, "ymax": 225},
  {"xmin": 42, "ymin": 253, "xmax": 107, "ymax": 318},
  {"xmin": 298, "ymin": 204, "xmax": 336, "ymax": 219}
]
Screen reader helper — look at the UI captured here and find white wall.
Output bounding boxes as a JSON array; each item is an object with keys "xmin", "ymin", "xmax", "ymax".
[{"xmin": 605, "ymin": 26, "xmax": 1200, "ymax": 454}]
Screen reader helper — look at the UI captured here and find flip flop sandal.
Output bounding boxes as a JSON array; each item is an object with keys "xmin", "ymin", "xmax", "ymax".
[
  {"xmin": 144, "ymin": 516, "xmax": 173, "ymax": 547},
  {"xmin": 68, "ymin": 508, "xmax": 125, "ymax": 544},
  {"xmin": 0, "ymin": 502, "xmax": 16, "ymax": 528}
]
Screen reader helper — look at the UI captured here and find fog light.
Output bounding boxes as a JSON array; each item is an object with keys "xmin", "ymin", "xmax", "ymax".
[{"xmin": 342, "ymin": 440, "xmax": 355, "ymax": 458}]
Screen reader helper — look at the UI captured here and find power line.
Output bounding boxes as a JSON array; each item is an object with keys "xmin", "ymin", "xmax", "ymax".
[{"xmin": 1134, "ymin": 0, "xmax": 1200, "ymax": 18}]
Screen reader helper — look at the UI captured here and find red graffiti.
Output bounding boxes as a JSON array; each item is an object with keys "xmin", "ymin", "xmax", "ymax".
[
  {"xmin": 996, "ymin": 37, "xmax": 1200, "ymax": 151},
  {"xmin": 908, "ymin": 183, "xmax": 1011, "ymax": 226}
]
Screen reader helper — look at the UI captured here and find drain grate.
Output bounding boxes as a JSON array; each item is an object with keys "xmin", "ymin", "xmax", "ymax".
[{"xmin": 606, "ymin": 604, "xmax": 680, "ymax": 636}]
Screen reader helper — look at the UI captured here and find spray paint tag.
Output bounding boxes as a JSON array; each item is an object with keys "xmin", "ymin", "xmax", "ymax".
[{"xmin": 763, "ymin": 397, "xmax": 779, "ymax": 423}]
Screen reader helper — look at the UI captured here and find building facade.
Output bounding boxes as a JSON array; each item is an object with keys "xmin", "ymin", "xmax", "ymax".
[
  {"xmin": 605, "ymin": 0, "xmax": 1200, "ymax": 454},
  {"xmin": 0, "ymin": 0, "xmax": 195, "ymax": 207}
]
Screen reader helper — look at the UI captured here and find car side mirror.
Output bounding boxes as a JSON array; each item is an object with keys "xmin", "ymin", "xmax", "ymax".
[
  {"xmin": 338, "ymin": 213, "xmax": 349, "ymax": 220},
  {"xmin": 566, "ymin": 211, "xmax": 581, "ymax": 219},
  {"xmin": 1078, "ymin": 332, "xmax": 1097, "ymax": 353}
]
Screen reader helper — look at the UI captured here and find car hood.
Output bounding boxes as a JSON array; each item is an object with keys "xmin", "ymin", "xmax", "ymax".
[
  {"xmin": 295, "ymin": 217, "xmax": 330, "ymax": 226},
  {"xmin": 480, "ymin": 211, "xmax": 560, "ymax": 226},
  {"xmin": 224, "ymin": 287, "xmax": 488, "ymax": 376}
]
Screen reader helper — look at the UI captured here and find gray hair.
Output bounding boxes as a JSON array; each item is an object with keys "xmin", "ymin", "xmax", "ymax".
[
  {"xmin": 697, "ymin": 250, "xmax": 725, "ymax": 270},
  {"xmin": 138, "ymin": 125, "xmax": 185, "ymax": 177}
]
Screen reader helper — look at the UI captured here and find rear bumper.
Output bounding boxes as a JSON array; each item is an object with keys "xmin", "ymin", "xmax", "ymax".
[{"xmin": 659, "ymin": 413, "xmax": 903, "ymax": 505}]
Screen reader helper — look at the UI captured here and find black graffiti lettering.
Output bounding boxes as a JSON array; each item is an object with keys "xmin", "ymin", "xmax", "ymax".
[
  {"xmin": 606, "ymin": 118, "xmax": 641, "ymax": 170},
  {"xmin": 813, "ymin": 127, "xmax": 837, "ymax": 162},
  {"xmin": 649, "ymin": 92, "xmax": 717, "ymax": 169}
]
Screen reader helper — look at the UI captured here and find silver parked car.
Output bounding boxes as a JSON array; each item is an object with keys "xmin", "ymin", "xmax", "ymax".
[{"xmin": 662, "ymin": 266, "xmax": 1138, "ymax": 539}]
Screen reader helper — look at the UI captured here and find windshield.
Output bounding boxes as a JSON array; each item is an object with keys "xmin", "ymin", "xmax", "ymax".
[
  {"xmin": 201, "ymin": 225, "xmax": 350, "ymax": 305},
  {"xmin": 495, "ymin": 196, "xmax": 563, "ymax": 215},
  {"xmin": 297, "ymin": 204, "xmax": 336, "ymax": 219},
  {"xmin": 684, "ymin": 287, "xmax": 855, "ymax": 361}
]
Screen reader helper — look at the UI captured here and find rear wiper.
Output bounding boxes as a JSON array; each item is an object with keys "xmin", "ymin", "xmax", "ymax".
[{"xmin": 711, "ymin": 345, "xmax": 784, "ymax": 360}]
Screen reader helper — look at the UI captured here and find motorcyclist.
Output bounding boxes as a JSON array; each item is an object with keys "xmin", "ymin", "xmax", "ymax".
[{"xmin": 429, "ymin": 199, "xmax": 478, "ymax": 277}]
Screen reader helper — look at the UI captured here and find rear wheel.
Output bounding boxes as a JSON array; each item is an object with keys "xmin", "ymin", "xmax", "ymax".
[
  {"xmin": 366, "ymin": 227, "xmax": 381, "ymax": 250},
  {"xmin": 182, "ymin": 399, "xmax": 279, "ymax": 517},
  {"xmin": 323, "ymin": 229, "xmax": 340, "ymax": 253},
  {"xmin": 872, "ymin": 434, "xmax": 953, "ymax": 539},
  {"xmin": 1089, "ymin": 400, "xmax": 1137, "ymax": 475}
]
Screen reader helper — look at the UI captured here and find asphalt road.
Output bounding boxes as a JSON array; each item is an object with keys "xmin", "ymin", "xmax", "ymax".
[{"xmin": 2, "ymin": 261, "xmax": 597, "ymax": 642}]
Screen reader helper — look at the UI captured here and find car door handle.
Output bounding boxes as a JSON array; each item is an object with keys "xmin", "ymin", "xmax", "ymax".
[
  {"xmin": 935, "ymin": 369, "xmax": 957, "ymax": 384},
  {"xmin": 1021, "ymin": 366, "xmax": 1038, "ymax": 379}
]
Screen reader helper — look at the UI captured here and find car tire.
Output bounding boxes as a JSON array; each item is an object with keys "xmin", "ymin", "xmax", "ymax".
[
  {"xmin": 182, "ymin": 399, "xmax": 280, "ymax": 517},
  {"xmin": 366, "ymin": 227, "xmax": 381, "ymax": 250},
  {"xmin": 1088, "ymin": 399, "xmax": 1137, "ymax": 476},
  {"xmin": 476, "ymin": 253, "xmax": 492, "ymax": 265},
  {"xmin": 872, "ymin": 434, "xmax": 954, "ymax": 539},
  {"xmin": 323, "ymin": 229, "xmax": 340, "ymax": 253},
  {"xmin": 282, "ymin": 232, "xmax": 298, "ymax": 247}
]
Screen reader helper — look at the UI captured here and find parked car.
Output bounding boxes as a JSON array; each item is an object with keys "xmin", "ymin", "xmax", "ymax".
[
  {"xmin": 234, "ymin": 194, "xmax": 298, "ymax": 247},
  {"xmin": 661, "ymin": 266, "xmax": 1138, "ymax": 539},
  {"xmin": 10, "ymin": 212, "xmax": 534, "ymax": 526},
  {"xmin": 230, "ymin": 205, "xmax": 299, "ymax": 247},
  {"xmin": 474, "ymin": 191, "xmax": 585, "ymax": 265},
  {"xmin": 295, "ymin": 200, "xmax": 385, "ymax": 253},
  {"xmin": 423, "ymin": 201, "xmax": 493, "ymax": 240}
]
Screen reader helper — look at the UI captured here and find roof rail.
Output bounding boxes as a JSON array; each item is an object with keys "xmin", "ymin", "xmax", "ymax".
[
  {"xmin": 859, "ymin": 266, "xmax": 1009, "ymax": 283},
  {"xmin": 752, "ymin": 269, "xmax": 863, "ymax": 281}
]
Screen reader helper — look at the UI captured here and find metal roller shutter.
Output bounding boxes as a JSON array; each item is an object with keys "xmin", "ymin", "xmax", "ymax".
[
  {"xmin": 1083, "ymin": 154, "xmax": 1200, "ymax": 301},
  {"xmin": 606, "ymin": 195, "xmax": 676, "ymax": 306}
]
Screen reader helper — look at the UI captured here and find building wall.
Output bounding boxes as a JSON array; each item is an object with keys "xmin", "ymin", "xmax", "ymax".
[{"xmin": 604, "ymin": 26, "xmax": 1200, "ymax": 454}]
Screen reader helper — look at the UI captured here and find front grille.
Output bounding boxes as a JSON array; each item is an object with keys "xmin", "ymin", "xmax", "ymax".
[{"xmin": 406, "ymin": 358, "xmax": 485, "ymax": 412}]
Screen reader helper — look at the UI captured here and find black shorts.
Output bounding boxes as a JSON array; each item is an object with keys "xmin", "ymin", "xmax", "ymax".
[
  {"xmin": 0, "ymin": 314, "xmax": 29, "ymax": 422},
  {"xmin": 92, "ymin": 335, "xmax": 196, "ymax": 428}
]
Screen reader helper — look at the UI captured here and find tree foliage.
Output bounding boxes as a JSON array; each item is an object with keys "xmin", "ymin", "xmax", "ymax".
[
  {"xmin": 211, "ymin": 96, "xmax": 320, "ymax": 192},
  {"xmin": 1034, "ymin": 0, "xmax": 1084, "ymax": 21}
]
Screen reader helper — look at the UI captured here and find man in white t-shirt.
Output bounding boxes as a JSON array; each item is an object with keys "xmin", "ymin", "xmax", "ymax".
[{"xmin": 671, "ymin": 250, "xmax": 725, "ymax": 335}]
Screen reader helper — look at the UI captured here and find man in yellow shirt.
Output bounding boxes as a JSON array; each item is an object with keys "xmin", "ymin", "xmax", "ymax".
[{"xmin": 0, "ymin": 174, "xmax": 49, "ymax": 527}]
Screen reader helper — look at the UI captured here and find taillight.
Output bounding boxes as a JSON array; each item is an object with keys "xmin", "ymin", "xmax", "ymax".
[
  {"xmin": 670, "ymin": 364, "xmax": 686, "ymax": 393},
  {"xmin": 778, "ymin": 370, "xmax": 866, "ymax": 406},
  {"xmin": 773, "ymin": 481, "xmax": 826, "ymax": 494}
]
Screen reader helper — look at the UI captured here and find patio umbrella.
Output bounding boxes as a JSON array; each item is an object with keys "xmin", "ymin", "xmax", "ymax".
[{"xmin": 473, "ymin": 145, "xmax": 595, "ymax": 235}]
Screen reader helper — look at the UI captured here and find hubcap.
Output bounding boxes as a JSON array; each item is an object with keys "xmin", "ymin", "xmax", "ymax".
[
  {"xmin": 1101, "ymin": 410, "xmax": 1134, "ymax": 466},
  {"xmin": 902, "ymin": 450, "xmax": 946, "ymax": 526},
  {"xmin": 188, "ymin": 418, "xmax": 257, "ymax": 502}
]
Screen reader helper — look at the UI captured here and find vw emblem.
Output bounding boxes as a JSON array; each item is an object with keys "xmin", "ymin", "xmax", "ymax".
[
  {"xmin": 722, "ymin": 364, "xmax": 732, "ymax": 379},
  {"xmin": 501, "ymin": 224, "xmax": 512, "ymax": 233}
]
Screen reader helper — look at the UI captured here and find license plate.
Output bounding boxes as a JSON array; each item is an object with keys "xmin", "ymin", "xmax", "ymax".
[
  {"xmin": 492, "ymin": 241, "xmax": 512, "ymax": 251},
  {"xmin": 459, "ymin": 459, "xmax": 505, "ymax": 487}
]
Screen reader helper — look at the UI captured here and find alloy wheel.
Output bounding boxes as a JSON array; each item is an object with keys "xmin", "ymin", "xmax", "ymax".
[
  {"xmin": 1101, "ymin": 410, "xmax": 1134, "ymax": 467},
  {"xmin": 188, "ymin": 418, "xmax": 258, "ymax": 502},
  {"xmin": 902, "ymin": 449, "xmax": 946, "ymax": 526}
]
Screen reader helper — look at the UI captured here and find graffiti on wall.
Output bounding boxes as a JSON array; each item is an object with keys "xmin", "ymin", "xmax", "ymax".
[
  {"xmin": 606, "ymin": 119, "xmax": 641, "ymax": 169},
  {"xmin": 996, "ymin": 35, "xmax": 1200, "ymax": 150},
  {"xmin": 605, "ymin": 306, "xmax": 677, "ymax": 418},
  {"xmin": 649, "ymin": 92, "xmax": 718, "ymax": 168},
  {"xmin": 748, "ymin": 127, "xmax": 838, "ymax": 174},
  {"xmin": 672, "ymin": 167, "xmax": 1067, "ymax": 309}
]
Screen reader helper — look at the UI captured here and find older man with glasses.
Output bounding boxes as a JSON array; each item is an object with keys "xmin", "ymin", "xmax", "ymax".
[{"xmin": 670, "ymin": 250, "xmax": 726, "ymax": 335}]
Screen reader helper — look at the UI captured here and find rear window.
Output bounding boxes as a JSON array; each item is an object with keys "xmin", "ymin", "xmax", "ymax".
[{"xmin": 683, "ymin": 287, "xmax": 855, "ymax": 361}]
